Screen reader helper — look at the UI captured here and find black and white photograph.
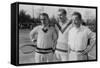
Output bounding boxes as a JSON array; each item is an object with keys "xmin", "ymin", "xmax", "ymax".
[{"xmin": 11, "ymin": 2, "xmax": 97, "ymax": 66}]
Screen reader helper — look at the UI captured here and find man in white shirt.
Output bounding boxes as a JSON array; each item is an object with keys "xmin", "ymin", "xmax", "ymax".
[
  {"xmin": 30, "ymin": 13, "xmax": 58, "ymax": 63},
  {"xmin": 55, "ymin": 9, "xmax": 73, "ymax": 61},
  {"xmin": 68, "ymin": 12, "xmax": 96, "ymax": 61}
]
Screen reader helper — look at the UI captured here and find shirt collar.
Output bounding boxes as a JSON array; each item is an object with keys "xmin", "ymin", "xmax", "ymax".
[{"xmin": 74, "ymin": 25, "xmax": 83, "ymax": 31}]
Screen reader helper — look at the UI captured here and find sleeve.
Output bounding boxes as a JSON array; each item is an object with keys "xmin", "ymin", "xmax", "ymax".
[
  {"xmin": 87, "ymin": 28, "xmax": 96, "ymax": 42},
  {"xmin": 52, "ymin": 27, "xmax": 58, "ymax": 50},
  {"xmin": 53, "ymin": 28, "xmax": 58, "ymax": 42},
  {"xmin": 29, "ymin": 26, "xmax": 39, "ymax": 41},
  {"xmin": 83, "ymin": 28, "xmax": 96, "ymax": 53}
]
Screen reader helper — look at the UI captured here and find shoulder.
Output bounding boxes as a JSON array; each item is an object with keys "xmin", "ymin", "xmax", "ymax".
[
  {"xmin": 81, "ymin": 25, "xmax": 93, "ymax": 34},
  {"xmin": 50, "ymin": 26, "xmax": 56, "ymax": 30},
  {"xmin": 50, "ymin": 26, "xmax": 58, "ymax": 32},
  {"xmin": 67, "ymin": 19, "xmax": 73, "ymax": 28},
  {"xmin": 30, "ymin": 25, "xmax": 42, "ymax": 34},
  {"xmin": 67, "ymin": 19, "xmax": 72, "ymax": 25},
  {"xmin": 81, "ymin": 25, "xmax": 90, "ymax": 31},
  {"xmin": 69, "ymin": 26, "xmax": 75, "ymax": 33},
  {"xmin": 33, "ymin": 25, "xmax": 41, "ymax": 30}
]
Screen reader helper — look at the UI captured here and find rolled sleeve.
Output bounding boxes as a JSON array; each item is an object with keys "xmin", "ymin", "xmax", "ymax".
[
  {"xmin": 88, "ymin": 29, "xmax": 96, "ymax": 41},
  {"xmin": 29, "ymin": 26, "xmax": 39, "ymax": 41}
]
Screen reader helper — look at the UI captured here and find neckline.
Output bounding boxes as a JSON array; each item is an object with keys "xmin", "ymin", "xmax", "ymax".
[{"xmin": 57, "ymin": 22, "xmax": 71, "ymax": 33}]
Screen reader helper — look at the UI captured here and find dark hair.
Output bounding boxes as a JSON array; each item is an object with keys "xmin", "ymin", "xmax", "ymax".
[
  {"xmin": 39, "ymin": 13, "xmax": 50, "ymax": 25},
  {"xmin": 72, "ymin": 12, "xmax": 82, "ymax": 20},
  {"xmin": 58, "ymin": 8, "xmax": 67, "ymax": 15},
  {"xmin": 39, "ymin": 13, "xmax": 49, "ymax": 19}
]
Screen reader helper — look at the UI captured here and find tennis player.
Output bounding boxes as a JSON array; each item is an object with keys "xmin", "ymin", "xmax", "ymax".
[
  {"xmin": 68, "ymin": 12, "xmax": 96, "ymax": 61},
  {"xmin": 55, "ymin": 9, "xmax": 73, "ymax": 61},
  {"xmin": 30, "ymin": 13, "xmax": 58, "ymax": 63}
]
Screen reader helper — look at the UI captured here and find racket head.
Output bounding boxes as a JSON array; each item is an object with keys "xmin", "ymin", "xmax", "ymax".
[{"xmin": 20, "ymin": 44, "xmax": 36, "ymax": 54}]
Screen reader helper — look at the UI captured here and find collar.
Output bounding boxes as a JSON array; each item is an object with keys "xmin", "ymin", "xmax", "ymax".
[
  {"xmin": 60, "ymin": 19, "xmax": 70, "ymax": 26},
  {"xmin": 74, "ymin": 25, "xmax": 83, "ymax": 31},
  {"xmin": 57, "ymin": 20, "xmax": 72, "ymax": 33},
  {"xmin": 41, "ymin": 24, "xmax": 51, "ymax": 29}
]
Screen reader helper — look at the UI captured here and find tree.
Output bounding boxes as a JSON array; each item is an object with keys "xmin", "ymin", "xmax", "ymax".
[{"xmin": 19, "ymin": 10, "xmax": 26, "ymax": 23}]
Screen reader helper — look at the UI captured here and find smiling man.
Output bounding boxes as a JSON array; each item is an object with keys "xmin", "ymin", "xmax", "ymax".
[
  {"xmin": 55, "ymin": 8, "xmax": 73, "ymax": 61},
  {"xmin": 68, "ymin": 12, "xmax": 96, "ymax": 61},
  {"xmin": 30, "ymin": 13, "xmax": 58, "ymax": 63}
]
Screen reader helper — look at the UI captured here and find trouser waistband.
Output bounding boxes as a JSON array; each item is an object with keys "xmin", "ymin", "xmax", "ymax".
[
  {"xmin": 56, "ymin": 48, "xmax": 68, "ymax": 52},
  {"xmin": 35, "ymin": 51, "xmax": 53, "ymax": 54},
  {"xmin": 70, "ymin": 48, "xmax": 84, "ymax": 53},
  {"xmin": 35, "ymin": 47, "xmax": 54, "ymax": 54}
]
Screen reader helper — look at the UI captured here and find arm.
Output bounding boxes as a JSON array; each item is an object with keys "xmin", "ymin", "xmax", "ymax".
[
  {"xmin": 82, "ymin": 29, "xmax": 96, "ymax": 54},
  {"xmin": 29, "ymin": 26, "xmax": 39, "ymax": 45},
  {"xmin": 52, "ymin": 27, "xmax": 58, "ymax": 51}
]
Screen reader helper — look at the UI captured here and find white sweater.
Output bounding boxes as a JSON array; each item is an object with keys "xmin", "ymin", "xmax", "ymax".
[
  {"xmin": 30, "ymin": 25, "xmax": 58, "ymax": 49},
  {"xmin": 56, "ymin": 22, "xmax": 73, "ymax": 50}
]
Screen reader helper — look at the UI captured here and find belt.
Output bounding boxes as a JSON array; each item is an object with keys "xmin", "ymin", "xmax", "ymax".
[
  {"xmin": 35, "ymin": 47, "xmax": 54, "ymax": 54},
  {"xmin": 56, "ymin": 48, "xmax": 68, "ymax": 52},
  {"xmin": 70, "ymin": 48, "xmax": 84, "ymax": 53},
  {"xmin": 35, "ymin": 51, "xmax": 53, "ymax": 54}
]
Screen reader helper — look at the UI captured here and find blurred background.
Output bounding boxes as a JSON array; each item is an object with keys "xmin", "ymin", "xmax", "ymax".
[{"xmin": 19, "ymin": 4, "xmax": 96, "ymax": 64}]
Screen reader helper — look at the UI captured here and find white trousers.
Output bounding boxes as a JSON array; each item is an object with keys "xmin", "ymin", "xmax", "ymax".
[
  {"xmin": 35, "ymin": 52, "xmax": 54, "ymax": 63},
  {"xmin": 55, "ymin": 50, "xmax": 69, "ymax": 61},
  {"xmin": 69, "ymin": 51, "xmax": 88, "ymax": 61}
]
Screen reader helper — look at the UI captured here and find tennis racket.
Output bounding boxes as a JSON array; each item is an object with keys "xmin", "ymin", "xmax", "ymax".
[{"xmin": 19, "ymin": 44, "xmax": 36, "ymax": 54}]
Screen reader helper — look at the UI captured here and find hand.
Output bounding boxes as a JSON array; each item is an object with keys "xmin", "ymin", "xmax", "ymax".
[
  {"xmin": 32, "ymin": 39, "xmax": 37, "ymax": 45},
  {"xmin": 80, "ymin": 50, "xmax": 87, "ymax": 55}
]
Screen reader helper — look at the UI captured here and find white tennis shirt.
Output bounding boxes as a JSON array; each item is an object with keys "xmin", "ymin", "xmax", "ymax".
[
  {"xmin": 30, "ymin": 25, "xmax": 58, "ymax": 49},
  {"xmin": 68, "ymin": 25, "xmax": 96, "ymax": 51}
]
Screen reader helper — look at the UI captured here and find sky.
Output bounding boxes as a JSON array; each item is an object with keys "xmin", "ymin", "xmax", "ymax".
[{"xmin": 19, "ymin": 4, "xmax": 96, "ymax": 21}]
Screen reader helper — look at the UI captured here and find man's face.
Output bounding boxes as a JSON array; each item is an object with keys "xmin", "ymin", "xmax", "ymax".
[
  {"xmin": 58, "ymin": 11, "xmax": 66, "ymax": 23},
  {"xmin": 72, "ymin": 15, "xmax": 81, "ymax": 27},
  {"xmin": 40, "ymin": 15, "xmax": 49, "ymax": 26}
]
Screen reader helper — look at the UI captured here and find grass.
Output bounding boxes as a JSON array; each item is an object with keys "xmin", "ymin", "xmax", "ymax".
[{"xmin": 19, "ymin": 29, "xmax": 35, "ymax": 64}]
